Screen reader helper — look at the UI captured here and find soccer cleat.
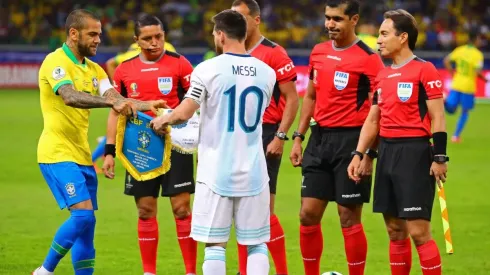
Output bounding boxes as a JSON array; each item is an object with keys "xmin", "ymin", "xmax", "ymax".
[
  {"xmin": 32, "ymin": 267, "xmax": 54, "ymax": 275},
  {"xmin": 451, "ymin": 136, "xmax": 461, "ymax": 143}
]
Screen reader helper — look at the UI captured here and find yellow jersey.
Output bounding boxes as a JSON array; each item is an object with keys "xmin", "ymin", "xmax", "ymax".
[
  {"xmin": 358, "ymin": 34, "xmax": 378, "ymax": 51},
  {"xmin": 449, "ymin": 44, "xmax": 484, "ymax": 93},
  {"xmin": 38, "ymin": 43, "xmax": 109, "ymax": 165},
  {"xmin": 114, "ymin": 42, "xmax": 176, "ymax": 65}
]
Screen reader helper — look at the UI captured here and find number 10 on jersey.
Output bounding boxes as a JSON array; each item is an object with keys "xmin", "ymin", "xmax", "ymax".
[{"xmin": 224, "ymin": 85, "xmax": 264, "ymax": 133}]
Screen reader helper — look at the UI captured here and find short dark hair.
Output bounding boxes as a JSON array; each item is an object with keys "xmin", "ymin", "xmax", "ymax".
[
  {"xmin": 469, "ymin": 29, "xmax": 479, "ymax": 42},
  {"xmin": 384, "ymin": 9, "xmax": 418, "ymax": 51},
  {"xmin": 65, "ymin": 9, "xmax": 100, "ymax": 35},
  {"xmin": 212, "ymin": 9, "xmax": 247, "ymax": 42},
  {"xmin": 231, "ymin": 0, "xmax": 261, "ymax": 16},
  {"xmin": 134, "ymin": 13, "xmax": 164, "ymax": 37},
  {"xmin": 325, "ymin": 0, "xmax": 360, "ymax": 18}
]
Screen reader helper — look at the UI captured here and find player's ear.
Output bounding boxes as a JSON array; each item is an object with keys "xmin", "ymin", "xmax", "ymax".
[
  {"xmin": 133, "ymin": 35, "xmax": 138, "ymax": 43},
  {"xmin": 399, "ymin": 32, "xmax": 408, "ymax": 46},
  {"xmin": 351, "ymin": 14, "xmax": 360, "ymax": 26},
  {"xmin": 254, "ymin": 15, "xmax": 261, "ymax": 26}
]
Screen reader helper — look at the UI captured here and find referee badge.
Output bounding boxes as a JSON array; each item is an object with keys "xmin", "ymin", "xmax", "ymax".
[
  {"xmin": 397, "ymin": 82, "xmax": 413, "ymax": 102},
  {"xmin": 158, "ymin": 77, "xmax": 173, "ymax": 95},
  {"xmin": 334, "ymin": 71, "xmax": 349, "ymax": 90}
]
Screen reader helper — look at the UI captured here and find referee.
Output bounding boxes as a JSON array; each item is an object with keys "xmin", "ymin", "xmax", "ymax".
[
  {"xmin": 289, "ymin": 1, "xmax": 383, "ymax": 274},
  {"xmin": 348, "ymin": 9, "xmax": 446, "ymax": 275}
]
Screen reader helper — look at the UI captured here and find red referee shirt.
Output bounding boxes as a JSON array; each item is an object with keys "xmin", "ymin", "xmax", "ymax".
[
  {"xmin": 249, "ymin": 37, "xmax": 297, "ymax": 124},
  {"xmin": 308, "ymin": 39, "xmax": 384, "ymax": 128},
  {"xmin": 113, "ymin": 51, "xmax": 193, "ymax": 116},
  {"xmin": 373, "ymin": 56, "xmax": 444, "ymax": 138}
]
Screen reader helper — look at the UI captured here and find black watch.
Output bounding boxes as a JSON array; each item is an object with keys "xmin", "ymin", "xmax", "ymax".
[
  {"xmin": 365, "ymin": 149, "xmax": 378, "ymax": 159},
  {"xmin": 433, "ymin": 155, "xmax": 449, "ymax": 164},
  {"xmin": 351, "ymin": 150, "xmax": 363, "ymax": 160},
  {"xmin": 275, "ymin": 131, "xmax": 289, "ymax": 141},
  {"xmin": 292, "ymin": 131, "xmax": 305, "ymax": 141}
]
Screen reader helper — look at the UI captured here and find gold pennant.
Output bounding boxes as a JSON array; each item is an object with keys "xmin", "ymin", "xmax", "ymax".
[{"xmin": 115, "ymin": 114, "xmax": 172, "ymax": 181}]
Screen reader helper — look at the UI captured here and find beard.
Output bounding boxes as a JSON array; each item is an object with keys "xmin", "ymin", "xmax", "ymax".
[
  {"xmin": 215, "ymin": 43, "xmax": 223, "ymax": 55},
  {"xmin": 78, "ymin": 40, "xmax": 96, "ymax": 57}
]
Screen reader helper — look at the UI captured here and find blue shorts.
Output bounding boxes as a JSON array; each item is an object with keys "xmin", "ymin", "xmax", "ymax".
[
  {"xmin": 39, "ymin": 162, "xmax": 98, "ymax": 210},
  {"xmin": 445, "ymin": 90, "xmax": 475, "ymax": 110}
]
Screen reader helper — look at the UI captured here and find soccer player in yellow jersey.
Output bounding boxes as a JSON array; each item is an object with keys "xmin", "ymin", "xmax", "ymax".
[
  {"xmin": 444, "ymin": 31, "xmax": 488, "ymax": 142},
  {"xmin": 33, "ymin": 9, "xmax": 165, "ymax": 275}
]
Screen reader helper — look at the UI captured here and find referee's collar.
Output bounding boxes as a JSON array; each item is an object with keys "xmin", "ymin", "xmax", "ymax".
[{"xmin": 62, "ymin": 43, "xmax": 86, "ymax": 66}]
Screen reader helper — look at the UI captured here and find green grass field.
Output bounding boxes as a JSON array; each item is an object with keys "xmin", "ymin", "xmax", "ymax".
[{"xmin": 0, "ymin": 90, "xmax": 489, "ymax": 274}]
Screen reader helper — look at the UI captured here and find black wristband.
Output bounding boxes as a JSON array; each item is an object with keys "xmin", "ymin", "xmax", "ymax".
[
  {"xmin": 432, "ymin": 132, "xmax": 447, "ymax": 155},
  {"xmin": 104, "ymin": 144, "xmax": 116, "ymax": 157}
]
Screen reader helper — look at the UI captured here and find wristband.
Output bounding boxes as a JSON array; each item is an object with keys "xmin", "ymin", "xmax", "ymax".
[
  {"xmin": 104, "ymin": 144, "xmax": 116, "ymax": 157},
  {"xmin": 432, "ymin": 132, "xmax": 447, "ymax": 155}
]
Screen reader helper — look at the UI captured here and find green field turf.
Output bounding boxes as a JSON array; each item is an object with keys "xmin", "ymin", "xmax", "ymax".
[{"xmin": 0, "ymin": 90, "xmax": 489, "ymax": 274}]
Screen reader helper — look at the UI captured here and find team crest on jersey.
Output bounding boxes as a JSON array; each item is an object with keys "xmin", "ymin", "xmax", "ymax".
[
  {"xmin": 65, "ymin": 183, "xmax": 76, "ymax": 197},
  {"xmin": 130, "ymin": 82, "xmax": 139, "ymax": 97},
  {"xmin": 92, "ymin": 77, "xmax": 98, "ymax": 88},
  {"xmin": 334, "ymin": 71, "xmax": 349, "ymax": 90},
  {"xmin": 397, "ymin": 82, "xmax": 413, "ymax": 102},
  {"xmin": 158, "ymin": 77, "xmax": 172, "ymax": 95}
]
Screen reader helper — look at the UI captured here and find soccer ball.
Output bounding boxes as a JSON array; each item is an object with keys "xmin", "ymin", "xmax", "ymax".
[{"xmin": 321, "ymin": 272, "xmax": 343, "ymax": 275}]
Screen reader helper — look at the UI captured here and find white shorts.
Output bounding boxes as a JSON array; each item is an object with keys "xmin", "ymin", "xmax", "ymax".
[{"xmin": 190, "ymin": 182, "xmax": 270, "ymax": 245}]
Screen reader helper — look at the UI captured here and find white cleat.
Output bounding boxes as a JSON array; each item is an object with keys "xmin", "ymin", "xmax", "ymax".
[{"xmin": 32, "ymin": 266, "xmax": 54, "ymax": 275}]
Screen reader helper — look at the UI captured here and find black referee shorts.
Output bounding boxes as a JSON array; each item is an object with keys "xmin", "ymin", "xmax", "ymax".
[
  {"xmin": 124, "ymin": 150, "xmax": 195, "ymax": 198},
  {"xmin": 301, "ymin": 125, "xmax": 372, "ymax": 205},
  {"xmin": 262, "ymin": 123, "xmax": 282, "ymax": 194},
  {"xmin": 373, "ymin": 137, "xmax": 436, "ymax": 221}
]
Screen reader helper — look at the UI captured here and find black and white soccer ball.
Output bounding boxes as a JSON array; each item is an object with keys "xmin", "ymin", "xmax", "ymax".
[{"xmin": 321, "ymin": 272, "xmax": 343, "ymax": 275}]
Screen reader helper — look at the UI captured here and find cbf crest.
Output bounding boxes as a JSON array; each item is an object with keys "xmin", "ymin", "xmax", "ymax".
[
  {"xmin": 158, "ymin": 77, "xmax": 173, "ymax": 95},
  {"xmin": 138, "ymin": 131, "xmax": 151, "ymax": 149},
  {"xmin": 334, "ymin": 71, "xmax": 349, "ymax": 90},
  {"xmin": 397, "ymin": 82, "xmax": 413, "ymax": 102}
]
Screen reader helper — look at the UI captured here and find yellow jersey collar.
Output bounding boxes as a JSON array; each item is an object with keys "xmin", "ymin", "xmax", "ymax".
[{"xmin": 62, "ymin": 43, "xmax": 86, "ymax": 66}]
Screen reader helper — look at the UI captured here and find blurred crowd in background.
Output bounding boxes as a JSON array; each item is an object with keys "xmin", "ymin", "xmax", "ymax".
[{"xmin": 1, "ymin": 0, "xmax": 490, "ymax": 51}]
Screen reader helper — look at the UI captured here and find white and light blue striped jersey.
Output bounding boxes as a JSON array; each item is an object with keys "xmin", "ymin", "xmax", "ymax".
[{"xmin": 184, "ymin": 52, "xmax": 276, "ymax": 197}]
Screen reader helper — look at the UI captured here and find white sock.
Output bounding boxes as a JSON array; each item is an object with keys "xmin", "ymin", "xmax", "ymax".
[
  {"xmin": 202, "ymin": 246, "xmax": 226, "ymax": 275},
  {"xmin": 247, "ymin": 244, "xmax": 270, "ymax": 275},
  {"xmin": 143, "ymin": 273, "xmax": 155, "ymax": 275},
  {"xmin": 36, "ymin": 266, "xmax": 54, "ymax": 275}
]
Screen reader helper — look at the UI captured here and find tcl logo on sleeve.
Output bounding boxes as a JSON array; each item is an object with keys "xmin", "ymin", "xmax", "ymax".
[
  {"xmin": 183, "ymin": 74, "xmax": 191, "ymax": 82},
  {"xmin": 427, "ymin": 80, "xmax": 442, "ymax": 89},
  {"xmin": 277, "ymin": 61, "xmax": 295, "ymax": 75}
]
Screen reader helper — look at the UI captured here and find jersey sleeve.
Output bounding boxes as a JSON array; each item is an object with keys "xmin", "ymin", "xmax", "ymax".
[
  {"xmin": 308, "ymin": 45, "xmax": 320, "ymax": 81},
  {"xmin": 184, "ymin": 64, "xmax": 207, "ymax": 105},
  {"xmin": 272, "ymin": 47, "xmax": 297, "ymax": 84},
  {"xmin": 420, "ymin": 62, "xmax": 444, "ymax": 100},
  {"xmin": 179, "ymin": 56, "xmax": 194, "ymax": 91},
  {"xmin": 371, "ymin": 74, "xmax": 381, "ymax": 105},
  {"xmin": 41, "ymin": 54, "xmax": 73, "ymax": 94},
  {"xmin": 365, "ymin": 53, "xmax": 385, "ymax": 95},
  {"xmin": 95, "ymin": 63, "xmax": 112, "ymax": 96},
  {"xmin": 475, "ymin": 52, "xmax": 484, "ymax": 70},
  {"xmin": 264, "ymin": 66, "xmax": 278, "ymax": 107},
  {"xmin": 112, "ymin": 64, "xmax": 126, "ymax": 97},
  {"xmin": 448, "ymin": 48, "xmax": 459, "ymax": 62}
]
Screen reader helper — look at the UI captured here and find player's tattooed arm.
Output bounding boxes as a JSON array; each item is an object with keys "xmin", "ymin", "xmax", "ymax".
[
  {"xmin": 104, "ymin": 88, "xmax": 168, "ymax": 114},
  {"xmin": 58, "ymin": 84, "xmax": 117, "ymax": 108}
]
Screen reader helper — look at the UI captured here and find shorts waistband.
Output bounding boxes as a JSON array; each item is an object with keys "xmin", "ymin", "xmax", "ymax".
[
  {"xmin": 262, "ymin": 123, "xmax": 280, "ymax": 131},
  {"xmin": 316, "ymin": 126, "xmax": 362, "ymax": 133},
  {"xmin": 380, "ymin": 136, "xmax": 430, "ymax": 144}
]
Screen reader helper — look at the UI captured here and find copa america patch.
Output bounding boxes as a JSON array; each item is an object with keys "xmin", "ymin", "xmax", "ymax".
[
  {"xmin": 52, "ymin": 66, "xmax": 66, "ymax": 80},
  {"xmin": 333, "ymin": 71, "xmax": 349, "ymax": 90},
  {"xmin": 397, "ymin": 82, "xmax": 413, "ymax": 102}
]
